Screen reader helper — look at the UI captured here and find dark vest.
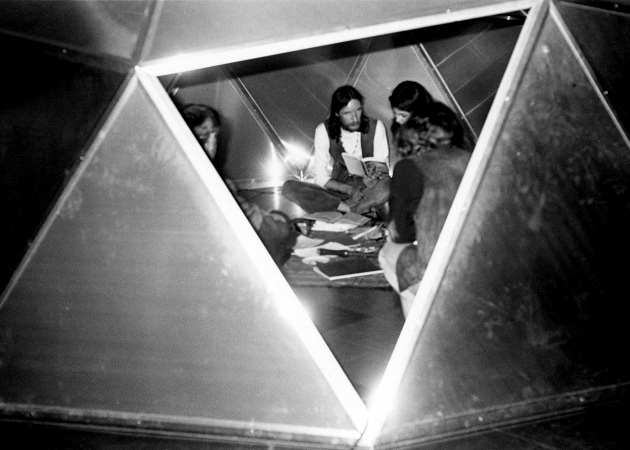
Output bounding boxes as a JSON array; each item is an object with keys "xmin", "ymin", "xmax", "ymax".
[{"xmin": 324, "ymin": 117, "xmax": 377, "ymax": 183}]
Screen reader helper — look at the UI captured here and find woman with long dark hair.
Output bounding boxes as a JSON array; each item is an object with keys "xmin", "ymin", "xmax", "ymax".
[{"xmin": 389, "ymin": 80, "xmax": 433, "ymax": 136}]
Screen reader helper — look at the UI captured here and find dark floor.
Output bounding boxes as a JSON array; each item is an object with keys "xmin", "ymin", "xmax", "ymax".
[
  {"xmin": 3, "ymin": 189, "xmax": 627, "ymax": 449},
  {"xmin": 293, "ymin": 285, "xmax": 404, "ymax": 401},
  {"xmin": 241, "ymin": 187, "xmax": 406, "ymax": 402}
]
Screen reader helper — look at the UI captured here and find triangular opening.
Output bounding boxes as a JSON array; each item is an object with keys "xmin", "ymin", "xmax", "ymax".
[{"xmin": 157, "ymin": 11, "xmax": 527, "ymax": 410}]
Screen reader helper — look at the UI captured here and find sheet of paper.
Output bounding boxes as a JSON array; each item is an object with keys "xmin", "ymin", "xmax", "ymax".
[
  {"xmin": 293, "ymin": 241, "xmax": 352, "ymax": 258},
  {"xmin": 293, "ymin": 235, "xmax": 325, "ymax": 250},
  {"xmin": 302, "ymin": 211, "xmax": 343, "ymax": 223},
  {"xmin": 310, "ymin": 221, "xmax": 357, "ymax": 232}
]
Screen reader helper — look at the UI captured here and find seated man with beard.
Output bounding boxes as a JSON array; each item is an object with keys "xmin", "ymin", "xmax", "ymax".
[
  {"xmin": 379, "ymin": 102, "xmax": 471, "ymax": 317},
  {"xmin": 282, "ymin": 85, "xmax": 390, "ymax": 217}
]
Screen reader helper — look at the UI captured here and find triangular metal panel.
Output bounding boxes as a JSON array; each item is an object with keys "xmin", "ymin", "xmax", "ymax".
[
  {"xmin": 375, "ymin": 1, "xmax": 630, "ymax": 445},
  {"xmin": 417, "ymin": 17, "xmax": 524, "ymax": 135},
  {"xmin": 555, "ymin": 0, "xmax": 630, "ymax": 136},
  {"xmin": 0, "ymin": 35, "xmax": 126, "ymax": 297},
  {"xmin": 141, "ymin": 0, "xmax": 535, "ymax": 76},
  {"xmin": 0, "ymin": 72, "xmax": 366, "ymax": 445},
  {"xmin": 0, "ymin": 0, "xmax": 153, "ymax": 62}
]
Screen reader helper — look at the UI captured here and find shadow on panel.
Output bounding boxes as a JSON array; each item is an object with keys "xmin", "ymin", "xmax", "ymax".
[
  {"xmin": 556, "ymin": 0, "xmax": 630, "ymax": 135},
  {"xmin": 0, "ymin": 36, "xmax": 126, "ymax": 294},
  {"xmin": 379, "ymin": 9, "xmax": 630, "ymax": 447},
  {"xmin": 0, "ymin": 0, "xmax": 151, "ymax": 61}
]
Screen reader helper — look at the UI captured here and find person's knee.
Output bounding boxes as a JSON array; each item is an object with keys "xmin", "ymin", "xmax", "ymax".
[
  {"xmin": 378, "ymin": 243, "xmax": 397, "ymax": 277},
  {"xmin": 378, "ymin": 247, "xmax": 400, "ymax": 293}
]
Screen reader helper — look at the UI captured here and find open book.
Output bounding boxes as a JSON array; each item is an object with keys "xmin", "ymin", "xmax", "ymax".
[
  {"xmin": 342, "ymin": 153, "xmax": 388, "ymax": 177},
  {"xmin": 313, "ymin": 256, "xmax": 383, "ymax": 280},
  {"xmin": 302, "ymin": 211, "xmax": 371, "ymax": 226}
]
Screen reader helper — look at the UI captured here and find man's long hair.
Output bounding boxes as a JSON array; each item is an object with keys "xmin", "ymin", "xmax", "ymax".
[{"xmin": 327, "ymin": 85, "xmax": 370, "ymax": 141}]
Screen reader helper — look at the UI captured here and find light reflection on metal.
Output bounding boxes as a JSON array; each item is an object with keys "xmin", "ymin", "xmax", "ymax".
[
  {"xmin": 550, "ymin": 2, "xmax": 630, "ymax": 149},
  {"xmin": 282, "ymin": 140, "xmax": 314, "ymax": 180},
  {"xmin": 357, "ymin": 0, "xmax": 546, "ymax": 446},
  {"xmin": 268, "ymin": 142, "xmax": 288, "ymax": 186},
  {"xmin": 138, "ymin": 67, "xmax": 369, "ymax": 434},
  {"xmin": 141, "ymin": 1, "xmax": 536, "ymax": 76},
  {"xmin": 273, "ymin": 188, "xmax": 281, "ymax": 211}
]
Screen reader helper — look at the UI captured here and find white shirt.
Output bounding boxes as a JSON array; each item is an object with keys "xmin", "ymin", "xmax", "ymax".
[{"xmin": 311, "ymin": 119, "xmax": 389, "ymax": 186}]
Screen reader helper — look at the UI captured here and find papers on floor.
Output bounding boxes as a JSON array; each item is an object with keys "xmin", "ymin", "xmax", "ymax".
[
  {"xmin": 310, "ymin": 221, "xmax": 356, "ymax": 232},
  {"xmin": 293, "ymin": 241, "xmax": 353, "ymax": 259},
  {"xmin": 302, "ymin": 211, "xmax": 371, "ymax": 232},
  {"xmin": 293, "ymin": 235, "xmax": 325, "ymax": 250},
  {"xmin": 313, "ymin": 257, "xmax": 383, "ymax": 280},
  {"xmin": 302, "ymin": 211, "xmax": 343, "ymax": 223}
]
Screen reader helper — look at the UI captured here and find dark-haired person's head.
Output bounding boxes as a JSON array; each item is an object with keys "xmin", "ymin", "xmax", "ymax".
[
  {"xmin": 395, "ymin": 102, "xmax": 463, "ymax": 157},
  {"xmin": 181, "ymin": 103, "xmax": 221, "ymax": 160},
  {"xmin": 389, "ymin": 81, "xmax": 433, "ymax": 134},
  {"xmin": 327, "ymin": 85, "xmax": 370, "ymax": 141}
]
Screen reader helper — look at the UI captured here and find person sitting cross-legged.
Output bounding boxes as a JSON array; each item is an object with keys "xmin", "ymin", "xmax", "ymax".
[{"xmin": 282, "ymin": 85, "xmax": 391, "ymax": 217}]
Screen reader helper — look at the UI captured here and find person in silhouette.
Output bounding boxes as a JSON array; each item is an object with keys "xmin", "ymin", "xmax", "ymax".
[
  {"xmin": 379, "ymin": 102, "xmax": 470, "ymax": 316},
  {"xmin": 181, "ymin": 103, "xmax": 298, "ymax": 267}
]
